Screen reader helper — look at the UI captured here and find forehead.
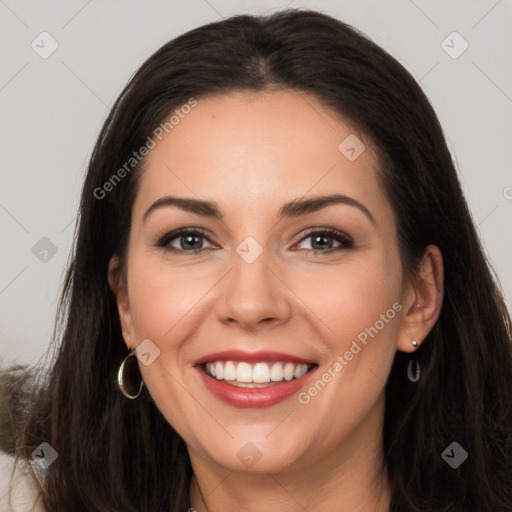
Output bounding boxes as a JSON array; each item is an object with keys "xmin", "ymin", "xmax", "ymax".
[{"xmin": 134, "ymin": 90, "xmax": 388, "ymax": 221}]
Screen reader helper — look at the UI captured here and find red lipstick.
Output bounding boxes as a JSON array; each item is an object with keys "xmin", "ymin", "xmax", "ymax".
[
  {"xmin": 193, "ymin": 350, "xmax": 318, "ymax": 408},
  {"xmin": 194, "ymin": 349, "xmax": 314, "ymax": 366}
]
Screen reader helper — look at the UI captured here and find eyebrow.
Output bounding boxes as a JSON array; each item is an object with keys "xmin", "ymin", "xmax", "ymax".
[{"xmin": 143, "ymin": 193, "xmax": 375, "ymax": 225}]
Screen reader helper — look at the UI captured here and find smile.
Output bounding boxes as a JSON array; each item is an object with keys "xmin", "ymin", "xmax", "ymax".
[
  {"xmin": 203, "ymin": 360, "xmax": 313, "ymax": 387},
  {"xmin": 194, "ymin": 350, "xmax": 318, "ymax": 407}
]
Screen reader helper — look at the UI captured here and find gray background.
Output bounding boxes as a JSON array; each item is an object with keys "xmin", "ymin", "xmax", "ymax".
[{"xmin": 1, "ymin": 0, "xmax": 511, "ymax": 367}]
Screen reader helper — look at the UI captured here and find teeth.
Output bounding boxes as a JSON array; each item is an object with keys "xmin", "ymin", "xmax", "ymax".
[
  {"xmin": 224, "ymin": 361, "xmax": 236, "ymax": 381},
  {"xmin": 293, "ymin": 364, "xmax": 309, "ymax": 379},
  {"xmin": 237, "ymin": 362, "xmax": 252, "ymax": 383},
  {"xmin": 270, "ymin": 362, "xmax": 284, "ymax": 382},
  {"xmin": 215, "ymin": 361, "xmax": 223, "ymax": 380},
  {"xmin": 204, "ymin": 361, "xmax": 311, "ymax": 384},
  {"xmin": 284, "ymin": 362, "xmax": 295, "ymax": 381},
  {"xmin": 253, "ymin": 363, "xmax": 270, "ymax": 383}
]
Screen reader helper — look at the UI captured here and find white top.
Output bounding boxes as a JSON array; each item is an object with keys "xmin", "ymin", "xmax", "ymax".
[{"xmin": 0, "ymin": 452, "xmax": 44, "ymax": 511}]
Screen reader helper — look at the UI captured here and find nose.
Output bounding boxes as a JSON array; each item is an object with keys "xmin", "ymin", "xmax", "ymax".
[{"xmin": 215, "ymin": 248, "xmax": 291, "ymax": 331}]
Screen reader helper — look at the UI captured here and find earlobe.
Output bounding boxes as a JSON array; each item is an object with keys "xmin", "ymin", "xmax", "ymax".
[
  {"xmin": 396, "ymin": 245, "xmax": 444, "ymax": 353},
  {"xmin": 108, "ymin": 255, "xmax": 134, "ymax": 350}
]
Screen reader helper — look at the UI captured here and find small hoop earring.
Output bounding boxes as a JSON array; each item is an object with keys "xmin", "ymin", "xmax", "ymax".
[
  {"xmin": 117, "ymin": 350, "xmax": 144, "ymax": 399},
  {"xmin": 407, "ymin": 358, "xmax": 421, "ymax": 383},
  {"xmin": 411, "ymin": 339, "xmax": 418, "ymax": 347}
]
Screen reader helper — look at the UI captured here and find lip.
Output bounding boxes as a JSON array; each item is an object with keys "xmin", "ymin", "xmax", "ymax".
[
  {"xmin": 193, "ymin": 349, "xmax": 315, "ymax": 366},
  {"xmin": 194, "ymin": 363, "xmax": 318, "ymax": 408}
]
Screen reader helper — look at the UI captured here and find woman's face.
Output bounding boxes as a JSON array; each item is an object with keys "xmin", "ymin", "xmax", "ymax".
[{"xmin": 113, "ymin": 90, "xmax": 416, "ymax": 476}]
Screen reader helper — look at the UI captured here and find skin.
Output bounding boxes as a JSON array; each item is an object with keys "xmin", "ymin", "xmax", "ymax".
[{"xmin": 109, "ymin": 90, "xmax": 444, "ymax": 511}]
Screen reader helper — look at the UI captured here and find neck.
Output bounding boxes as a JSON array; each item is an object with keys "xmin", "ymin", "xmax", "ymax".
[{"xmin": 188, "ymin": 397, "xmax": 390, "ymax": 512}]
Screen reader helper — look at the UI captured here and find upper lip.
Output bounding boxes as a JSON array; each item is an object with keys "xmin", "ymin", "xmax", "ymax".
[{"xmin": 194, "ymin": 349, "xmax": 315, "ymax": 366}]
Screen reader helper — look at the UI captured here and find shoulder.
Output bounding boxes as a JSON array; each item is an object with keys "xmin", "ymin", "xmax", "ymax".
[{"xmin": 0, "ymin": 451, "xmax": 44, "ymax": 511}]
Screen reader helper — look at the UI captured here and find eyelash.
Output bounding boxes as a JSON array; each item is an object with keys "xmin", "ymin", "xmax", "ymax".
[{"xmin": 155, "ymin": 227, "xmax": 354, "ymax": 255}]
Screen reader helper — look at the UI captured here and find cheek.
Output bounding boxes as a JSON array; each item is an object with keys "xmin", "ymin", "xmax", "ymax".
[
  {"xmin": 124, "ymin": 252, "xmax": 210, "ymax": 432},
  {"xmin": 126, "ymin": 251, "xmax": 216, "ymax": 343},
  {"xmin": 291, "ymin": 261, "xmax": 401, "ymax": 437},
  {"xmin": 291, "ymin": 254, "xmax": 402, "ymax": 346},
  {"xmin": 291, "ymin": 254, "xmax": 402, "ymax": 403}
]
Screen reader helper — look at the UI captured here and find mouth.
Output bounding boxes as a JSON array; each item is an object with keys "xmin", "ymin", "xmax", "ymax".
[
  {"xmin": 193, "ymin": 350, "xmax": 318, "ymax": 408},
  {"xmin": 201, "ymin": 360, "xmax": 315, "ymax": 388}
]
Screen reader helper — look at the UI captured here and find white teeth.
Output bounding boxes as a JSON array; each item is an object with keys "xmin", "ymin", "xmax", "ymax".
[
  {"xmin": 270, "ymin": 362, "xmax": 284, "ymax": 382},
  {"xmin": 215, "ymin": 361, "xmax": 224, "ymax": 380},
  {"xmin": 292, "ymin": 364, "xmax": 309, "ymax": 379},
  {"xmin": 236, "ymin": 362, "xmax": 252, "ymax": 383},
  {"xmin": 283, "ymin": 362, "xmax": 295, "ymax": 381},
  {"xmin": 204, "ymin": 360, "xmax": 312, "ymax": 384},
  {"xmin": 253, "ymin": 363, "xmax": 270, "ymax": 383},
  {"xmin": 223, "ymin": 361, "xmax": 236, "ymax": 381}
]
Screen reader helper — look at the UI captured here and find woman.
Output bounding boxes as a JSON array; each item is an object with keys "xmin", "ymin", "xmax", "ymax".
[{"xmin": 1, "ymin": 8, "xmax": 511, "ymax": 511}]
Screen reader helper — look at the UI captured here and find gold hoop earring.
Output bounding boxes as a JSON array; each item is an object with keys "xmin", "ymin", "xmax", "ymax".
[{"xmin": 117, "ymin": 350, "xmax": 144, "ymax": 399}]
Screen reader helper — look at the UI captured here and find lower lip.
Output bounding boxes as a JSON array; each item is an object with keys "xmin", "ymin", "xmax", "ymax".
[{"xmin": 195, "ymin": 366, "xmax": 317, "ymax": 408}]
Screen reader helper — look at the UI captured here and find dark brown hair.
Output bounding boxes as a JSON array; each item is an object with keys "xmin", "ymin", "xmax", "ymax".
[{"xmin": 2, "ymin": 9, "xmax": 511, "ymax": 511}]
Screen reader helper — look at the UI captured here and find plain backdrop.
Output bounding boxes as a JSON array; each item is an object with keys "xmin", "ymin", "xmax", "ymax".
[{"xmin": 1, "ymin": 0, "xmax": 511, "ymax": 367}]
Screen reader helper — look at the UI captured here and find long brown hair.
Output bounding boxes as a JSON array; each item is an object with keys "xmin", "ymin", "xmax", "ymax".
[{"xmin": 3, "ymin": 9, "xmax": 511, "ymax": 511}]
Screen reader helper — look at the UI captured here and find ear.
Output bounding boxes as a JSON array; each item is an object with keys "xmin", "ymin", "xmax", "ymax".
[
  {"xmin": 396, "ymin": 245, "xmax": 444, "ymax": 353},
  {"xmin": 108, "ymin": 255, "xmax": 135, "ymax": 350}
]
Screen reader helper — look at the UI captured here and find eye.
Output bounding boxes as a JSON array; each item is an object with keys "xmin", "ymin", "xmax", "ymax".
[
  {"xmin": 156, "ymin": 228, "xmax": 215, "ymax": 254},
  {"xmin": 155, "ymin": 227, "xmax": 353, "ymax": 255},
  {"xmin": 295, "ymin": 228, "xmax": 353, "ymax": 252}
]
